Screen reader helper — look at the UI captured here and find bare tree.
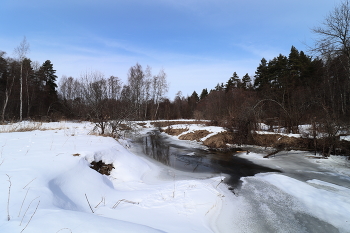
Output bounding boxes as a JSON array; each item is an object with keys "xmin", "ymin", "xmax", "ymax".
[
  {"xmin": 152, "ymin": 69, "xmax": 168, "ymax": 119},
  {"xmin": 312, "ymin": 0, "xmax": 350, "ymax": 71},
  {"xmin": 140, "ymin": 66, "xmax": 153, "ymax": 119},
  {"xmin": 79, "ymin": 71, "xmax": 110, "ymax": 133},
  {"xmin": 127, "ymin": 63, "xmax": 146, "ymax": 119},
  {"xmin": 14, "ymin": 37, "xmax": 30, "ymax": 121},
  {"xmin": 107, "ymin": 76, "xmax": 122, "ymax": 100},
  {"xmin": 312, "ymin": 0, "xmax": 350, "ymax": 117}
]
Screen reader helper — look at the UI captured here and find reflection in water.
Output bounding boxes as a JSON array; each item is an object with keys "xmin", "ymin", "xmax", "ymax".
[{"xmin": 137, "ymin": 131, "xmax": 280, "ymax": 188}]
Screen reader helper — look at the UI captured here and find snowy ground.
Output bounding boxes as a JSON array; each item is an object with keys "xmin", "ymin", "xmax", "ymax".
[
  {"xmin": 0, "ymin": 121, "xmax": 349, "ymax": 233},
  {"xmin": 0, "ymin": 121, "xmax": 230, "ymax": 233}
]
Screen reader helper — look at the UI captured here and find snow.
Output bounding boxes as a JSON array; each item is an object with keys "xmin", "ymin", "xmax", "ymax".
[
  {"xmin": 161, "ymin": 123, "xmax": 226, "ymax": 142},
  {"xmin": 0, "ymin": 122, "xmax": 227, "ymax": 233},
  {"xmin": 255, "ymin": 130, "xmax": 302, "ymax": 138},
  {"xmin": 1, "ymin": 121, "xmax": 350, "ymax": 232},
  {"xmin": 341, "ymin": 135, "xmax": 350, "ymax": 141},
  {"xmin": 258, "ymin": 174, "xmax": 350, "ymax": 232}
]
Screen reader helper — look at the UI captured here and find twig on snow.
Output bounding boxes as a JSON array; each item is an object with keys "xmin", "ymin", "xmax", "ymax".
[
  {"xmin": 56, "ymin": 228, "xmax": 72, "ymax": 233},
  {"xmin": 18, "ymin": 188, "xmax": 30, "ymax": 217},
  {"xmin": 95, "ymin": 197, "xmax": 105, "ymax": 208},
  {"xmin": 6, "ymin": 174, "xmax": 11, "ymax": 221},
  {"xmin": 20, "ymin": 196, "xmax": 40, "ymax": 226},
  {"xmin": 23, "ymin": 178, "xmax": 36, "ymax": 189},
  {"xmin": 85, "ymin": 194, "xmax": 94, "ymax": 213},
  {"xmin": 216, "ymin": 178, "xmax": 224, "ymax": 188},
  {"xmin": 112, "ymin": 199, "xmax": 139, "ymax": 209},
  {"xmin": 20, "ymin": 200, "xmax": 40, "ymax": 233}
]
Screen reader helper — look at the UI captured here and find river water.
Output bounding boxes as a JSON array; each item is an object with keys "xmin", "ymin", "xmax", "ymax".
[
  {"xmin": 129, "ymin": 129, "xmax": 349, "ymax": 232},
  {"xmin": 132, "ymin": 130, "xmax": 279, "ymax": 189}
]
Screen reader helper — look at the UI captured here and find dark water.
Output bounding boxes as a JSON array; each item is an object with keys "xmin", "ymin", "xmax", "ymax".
[{"xmin": 134, "ymin": 131, "xmax": 280, "ymax": 188}]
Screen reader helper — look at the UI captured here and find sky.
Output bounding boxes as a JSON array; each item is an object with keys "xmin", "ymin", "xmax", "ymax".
[{"xmin": 0, "ymin": 0, "xmax": 343, "ymax": 99}]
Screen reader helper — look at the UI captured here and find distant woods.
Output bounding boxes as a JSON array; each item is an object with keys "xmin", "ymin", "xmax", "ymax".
[
  {"xmin": 0, "ymin": 47, "xmax": 58, "ymax": 122},
  {"xmin": 59, "ymin": 64, "xmax": 169, "ymax": 127},
  {"xmin": 1, "ymin": 44, "xmax": 348, "ymax": 128},
  {"xmin": 0, "ymin": 52, "xmax": 169, "ymax": 123}
]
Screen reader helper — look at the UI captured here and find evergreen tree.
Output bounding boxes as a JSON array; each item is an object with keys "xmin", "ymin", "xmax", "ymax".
[
  {"xmin": 36, "ymin": 60, "xmax": 58, "ymax": 115},
  {"xmin": 253, "ymin": 58, "xmax": 268, "ymax": 89},
  {"xmin": 215, "ymin": 83, "xmax": 224, "ymax": 91},
  {"xmin": 268, "ymin": 54, "xmax": 288, "ymax": 89},
  {"xmin": 242, "ymin": 73, "xmax": 252, "ymax": 89},
  {"xmin": 190, "ymin": 91, "xmax": 199, "ymax": 102},
  {"xmin": 226, "ymin": 72, "xmax": 241, "ymax": 91},
  {"xmin": 200, "ymin": 88, "xmax": 208, "ymax": 100},
  {"xmin": 39, "ymin": 60, "xmax": 58, "ymax": 98}
]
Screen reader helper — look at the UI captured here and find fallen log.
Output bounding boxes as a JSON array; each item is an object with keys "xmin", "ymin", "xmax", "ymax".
[{"xmin": 263, "ymin": 150, "xmax": 281, "ymax": 158}]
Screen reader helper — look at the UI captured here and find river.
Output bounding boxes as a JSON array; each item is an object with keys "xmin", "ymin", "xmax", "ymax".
[
  {"xmin": 131, "ymin": 130, "xmax": 279, "ymax": 189},
  {"xmin": 128, "ymin": 129, "xmax": 350, "ymax": 232}
]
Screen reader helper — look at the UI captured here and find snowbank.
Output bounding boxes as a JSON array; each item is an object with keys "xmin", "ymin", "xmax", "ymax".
[{"xmin": 0, "ymin": 122, "xmax": 227, "ymax": 233}]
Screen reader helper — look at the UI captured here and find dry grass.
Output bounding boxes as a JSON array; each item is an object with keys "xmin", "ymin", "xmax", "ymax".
[
  {"xmin": 151, "ymin": 120, "xmax": 208, "ymax": 128},
  {"xmin": 137, "ymin": 122, "xmax": 147, "ymax": 127},
  {"xmin": 252, "ymin": 133, "xmax": 313, "ymax": 150},
  {"xmin": 0, "ymin": 122, "xmax": 44, "ymax": 133},
  {"xmin": 179, "ymin": 130, "xmax": 211, "ymax": 141},
  {"xmin": 0, "ymin": 122, "xmax": 67, "ymax": 133},
  {"xmin": 203, "ymin": 132, "xmax": 234, "ymax": 148},
  {"xmin": 119, "ymin": 124, "xmax": 132, "ymax": 130},
  {"xmin": 163, "ymin": 127, "xmax": 189, "ymax": 136}
]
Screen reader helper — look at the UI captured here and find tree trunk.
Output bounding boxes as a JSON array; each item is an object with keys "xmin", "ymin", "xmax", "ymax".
[
  {"xmin": 26, "ymin": 70, "xmax": 30, "ymax": 118},
  {"xmin": 154, "ymin": 102, "xmax": 160, "ymax": 120},
  {"xmin": 20, "ymin": 62, "xmax": 23, "ymax": 121},
  {"xmin": 1, "ymin": 93, "xmax": 9, "ymax": 123}
]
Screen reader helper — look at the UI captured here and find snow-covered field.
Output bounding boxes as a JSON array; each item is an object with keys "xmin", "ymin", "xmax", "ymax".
[{"xmin": 0, "ymin": 121, "xmax": 350, "ymax": 232}]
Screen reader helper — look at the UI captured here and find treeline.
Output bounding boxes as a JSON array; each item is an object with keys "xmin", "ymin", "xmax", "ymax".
[
  {"xmin": 0, "ymin": 52, "xmax": 169, "ymax": 125},
  {"xmin": 175, "ymin": 45, "xmax": 348, "ymax": 134},
  {"xmin": 1, "ymin": 45, "xmax": 349, "ymax": 131},
  {"xmin": 162, "ymin": 45, "xmax": 350, "ymax": 155},
  {"xmin": 0, "ymin": 50, "xmax": 58, "ymax": 122},
  {"xmin": 58, "ymin": 64, "xmax": 169, "ymax": 134},
  {"xmin": 1, "ymin": 44, "xmax": 349, "ymax": 155}
]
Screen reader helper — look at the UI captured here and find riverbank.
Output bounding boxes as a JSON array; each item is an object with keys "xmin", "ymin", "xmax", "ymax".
[{"xmin": 147, "ymin": 120, "xmax": 350, "ymax": 158}]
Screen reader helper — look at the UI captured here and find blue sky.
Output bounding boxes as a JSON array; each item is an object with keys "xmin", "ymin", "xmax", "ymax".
[{"xmin": 0, "ymin": 0, "xmax": 342, "ymax": 98}]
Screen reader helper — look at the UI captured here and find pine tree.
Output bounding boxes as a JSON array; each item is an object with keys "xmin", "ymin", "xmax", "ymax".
[
  {"xmin": 190, "ymin": 91, "xmax": 199, "ymax": 102},
  {"xmin": 242, "ymin": 73, "xmax": 252, "ymax": 89},
  {"xmin": 200, "ymin": 88, "xmax": 208, "ymax": 100},
  {"xmin": 215, "ymin": 83, "xmax": 224, "ymax": 91},
  {"xmin": 39, "ymin": 60, "xmax": 58, "ymax": 98},
  {"xmin": 253, "ymin": 58, "xmax": 268, "ymax": 89},
  {"xmin": 37, "ymin": 60, "xmax": 58, "ymax": 115}
]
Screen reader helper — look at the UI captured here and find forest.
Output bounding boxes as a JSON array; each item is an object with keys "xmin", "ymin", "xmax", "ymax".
[{"xmin": 1, "ymin": 1, "xmax": 350, "ymax": 156}]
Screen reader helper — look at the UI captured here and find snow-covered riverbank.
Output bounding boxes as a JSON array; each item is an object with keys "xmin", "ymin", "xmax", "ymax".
[
  {"xmin": 0, "ymin": 121, "xmax": 349, "ymax": 232},
  {"xmin": 0, "ymin": 121, "xmax": 233, "ymax": 232}
]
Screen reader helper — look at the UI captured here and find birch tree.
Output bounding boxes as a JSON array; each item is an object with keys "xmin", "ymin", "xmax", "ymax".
[
  {"xmin": 14, "ymin": 37, "xmax": 30, "ymax": 121},
  {"xmin": 152, "ymin": 69, "xmax": 168, "ymax": 119}
]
